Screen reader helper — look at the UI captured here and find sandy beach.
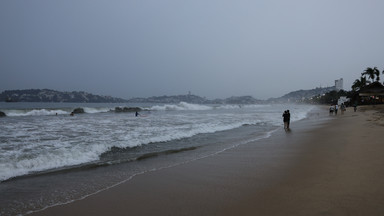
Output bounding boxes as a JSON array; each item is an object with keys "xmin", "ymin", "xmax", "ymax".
[{"xmin": 30, "ymin": 105, "xmax": 384, "ymax": 216}]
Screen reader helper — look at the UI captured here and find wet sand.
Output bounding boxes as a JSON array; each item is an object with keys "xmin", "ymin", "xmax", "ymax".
[{"xmin": 30, "ymin": 105, "xmax": 384, "ymax": 216}]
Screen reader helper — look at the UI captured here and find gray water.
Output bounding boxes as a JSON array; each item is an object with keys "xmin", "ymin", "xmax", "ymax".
[{"xmin": 0, "ymin": 102, "xmax": 314, "ymax": 215}]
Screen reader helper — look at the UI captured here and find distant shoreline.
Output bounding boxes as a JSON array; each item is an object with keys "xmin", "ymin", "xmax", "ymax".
[{"xmin": 1, "ymin": 86, "xmax": 336, "ymax": 104}]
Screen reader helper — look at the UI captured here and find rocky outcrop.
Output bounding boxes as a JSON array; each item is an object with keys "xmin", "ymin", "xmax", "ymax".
[
  {"xmin": 72, "ymin": 108, "xmax": 85, "ymax": 114},
  {"xmin": 0, "ymin": 111, "xmax": 6, "ymax": 117},
  {"xmin": 114, "ymin": 107, "xmax": 141, "ymax": 113}
]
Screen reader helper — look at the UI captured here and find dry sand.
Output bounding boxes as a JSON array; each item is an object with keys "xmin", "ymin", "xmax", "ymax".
[{"xmin": 30, "ymin": 105, "xmax": 384, "ymax": 216}]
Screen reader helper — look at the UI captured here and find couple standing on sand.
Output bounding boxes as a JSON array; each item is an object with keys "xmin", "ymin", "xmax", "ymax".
[{"xmin": 282, "ymin": 110, "xmax": 290, "ymax": 130}]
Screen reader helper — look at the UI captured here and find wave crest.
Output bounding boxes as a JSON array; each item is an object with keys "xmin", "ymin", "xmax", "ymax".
[
  {"xmin": 4, "ymin": 109, "xmax": 69, "ymax": 117},
  {"xmin": 150, "ymin": 102, "xmax": 212, "ymax": 111}
]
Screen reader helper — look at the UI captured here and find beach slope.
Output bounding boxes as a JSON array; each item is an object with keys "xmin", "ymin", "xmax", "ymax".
[{"xmin": 31, "ymin": 106, "xmax": 384, "ymax": 216}]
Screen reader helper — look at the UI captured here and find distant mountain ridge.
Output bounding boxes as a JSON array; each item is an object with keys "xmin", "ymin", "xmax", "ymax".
[
  {"xmin": 127, "ymin": 94, "xmax": 209, "ymax": 104},
  {"xmin": 0, "ymin": 89, "xmax": 127, "ymax": 103},
  {"xmin": 0, "ymin": 89, "xmax": 265, "ymax": 104},
  {"xmin": 1, "ymin": 87, "xmax": 337, "ymax": 104},
  {"xmin": 127, "ymin": 95, "xmax": 263, "ymax": 104},
  {"xmin": 269, "ymin": 86, "xmax": 337, "ymax": 103}
]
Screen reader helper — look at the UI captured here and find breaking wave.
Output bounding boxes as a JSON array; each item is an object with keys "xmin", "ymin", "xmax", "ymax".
[
  {"xmin": 149, "ymin": 102, "xmax": 269, "ymax": 111},
  {"xmin": 3, "ymin": 109, "xmax": 70, "ymax": 117},
  {"xmin": 0, "ymin": 103, "xmax": 315, "ymax": 182},
  {"xmin": 150, "ymin": 102, "xmax": 212, "ymax": 111},
  {"xmin": 2, "ymin": 107, "xmax": 111, "ymax": 117}
]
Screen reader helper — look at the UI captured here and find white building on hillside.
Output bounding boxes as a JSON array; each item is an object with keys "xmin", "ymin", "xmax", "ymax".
[{"xmin": 335, "ymin": 78, "xmax": 343, "ymax": 90}]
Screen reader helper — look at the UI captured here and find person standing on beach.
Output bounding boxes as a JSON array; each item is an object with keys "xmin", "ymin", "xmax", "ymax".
[
  {"xmin": 282, "ymin": 110, "xmax": 289, "ymax": 130},
  {"xmin": 287, "ymin": 110, "xmax": 291, "ymax": 129}
]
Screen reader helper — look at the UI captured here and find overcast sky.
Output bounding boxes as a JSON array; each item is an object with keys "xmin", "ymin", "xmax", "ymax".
[{"xmin": 1, "ymin": 0, "xmax": 384, "ymax": 99}]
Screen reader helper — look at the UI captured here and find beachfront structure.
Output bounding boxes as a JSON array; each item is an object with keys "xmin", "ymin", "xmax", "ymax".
[
  {"xmin": 359, "ymin": 82, "xmax": 384, "ymax": 104},
  {"xmin": 335, "ymin": 78, "xmax": 343, "ymax": 90},
  {"xmin": 337, "ymin": 96, "xmax": 350, "ymax": 105},
  {"xmin": 359, "ymin": 82, "xmax": 384, "ymax": 96}
]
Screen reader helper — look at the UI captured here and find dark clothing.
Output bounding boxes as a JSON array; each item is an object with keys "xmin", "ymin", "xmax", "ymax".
[
  {"xmin": 283, "ymin": 111, "xmax": 291, "ymax": 129},
  {"xmin": 287, "ymin": 112, "xmax": 290, "ymax": 128},
  {"xmin": 283, "ymin": 113, "xmax": 289, "ymax": 122}
]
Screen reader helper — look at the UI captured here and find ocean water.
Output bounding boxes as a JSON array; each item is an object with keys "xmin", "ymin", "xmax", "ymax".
[{"xmin": 0, "ymin": 102, "xmax": 314, "ymax": 215}]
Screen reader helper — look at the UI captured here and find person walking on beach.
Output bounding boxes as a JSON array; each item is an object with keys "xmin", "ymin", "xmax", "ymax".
[
  {"xmin": 329, "ymin": 105, "xmax": 334, "ymax": 115},
  {"xmin": 341, "ymin": 103, "xmax": 346, "ymax": 115},
  {"xmin": 334, "ymin": 104, "xmax": 338, "ymax": 115}
]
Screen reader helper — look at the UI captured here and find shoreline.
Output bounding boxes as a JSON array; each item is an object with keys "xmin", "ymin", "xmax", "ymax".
[{"xmin": 30, "ymin": 105, "xmax": 384, "ymax": 216}]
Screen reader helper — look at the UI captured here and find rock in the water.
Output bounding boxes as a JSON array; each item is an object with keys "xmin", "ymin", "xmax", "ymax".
[
  {"xmin": 0, "ymin": 111, "xmax": 6, "ymax": 117},
  {"xmin": 115, "ymin": 107, "xmax": 142, "ymax": 113},
  {"xmin": 72, "ymin": 108, "xmax": 85, "ymax": 114}
]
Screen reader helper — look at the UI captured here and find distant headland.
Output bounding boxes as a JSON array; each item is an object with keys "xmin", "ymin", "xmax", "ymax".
[
  {"xmin": 0, "ymin": 89, "xmax": 126, "ymax": 103},
  {"xmin": 0, "ymin": 87, "xmax": 337, "ymax": 104}
]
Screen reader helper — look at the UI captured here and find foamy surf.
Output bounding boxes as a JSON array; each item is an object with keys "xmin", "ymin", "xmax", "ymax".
[
  {"xmin": 3, "ymin": 109, "xmax": 70, "ymax": 116},
  {"xmin": 149, "ymin": 102, "xmax": 212, "ymax": 111},
  {"xmin": 0, "ymin": 103, "xmax": 314, "ymax": 182},
  {"xmin": 0, "ymin": 102, "xmax": 316, "ymax": 216}
]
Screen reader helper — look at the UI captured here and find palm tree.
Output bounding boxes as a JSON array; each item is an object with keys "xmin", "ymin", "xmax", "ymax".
[
  {"xmin": 383, "ymin": 69, "xmax": 384, "ymax": 84},
  {"xmin": 352, "ymin": 76, "xmax": 367, "ymax": 91},
  {"xmin": 362, "ymin": 67, "xmax": 377, "ymax": 83},
  {"xmin": 374, "ymin": 67, "xmax": 380, "ymax": 82}
]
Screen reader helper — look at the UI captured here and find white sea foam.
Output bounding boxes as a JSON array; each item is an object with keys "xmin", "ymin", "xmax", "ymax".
[
  {"xmin": 4, "ymin": 109, "xmax": 69, "ymax": 117},
  {"xmin": 0, "ymin": 103, "xmax": 315, "ymax": 181},
  {"xmin": 2, "ymin": 107, "xmax": 112, "ymax": 117},
  {"xmin": 150, "ymin": 102, "xmax": 212, "ymax": 111},
  {"xmin": 0, "ymin": 146, "xmax": 101, "ymax": 182},
  {"xmin": 149, "ymin": 102, "xmax": 269, "ymax": 111},
  {"xmin": 83, "ymin": 107, "xmax": 111, "ymax": 114},
  {"xmin": 216, "ymin": 104, "xmax": 270, "ymax": 109}
]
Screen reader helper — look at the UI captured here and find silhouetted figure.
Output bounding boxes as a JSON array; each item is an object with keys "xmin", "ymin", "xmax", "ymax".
[
  {"xmin": 286, "ymin": 110, "xmax": 291, "ymax": 129},
  {"xmin": 282, "ymin": 110, "xmax": 289, "ymax": 130},
  {"xmin": 335, "ymin": 105, "xmax": 338, "ymax": 115}
]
